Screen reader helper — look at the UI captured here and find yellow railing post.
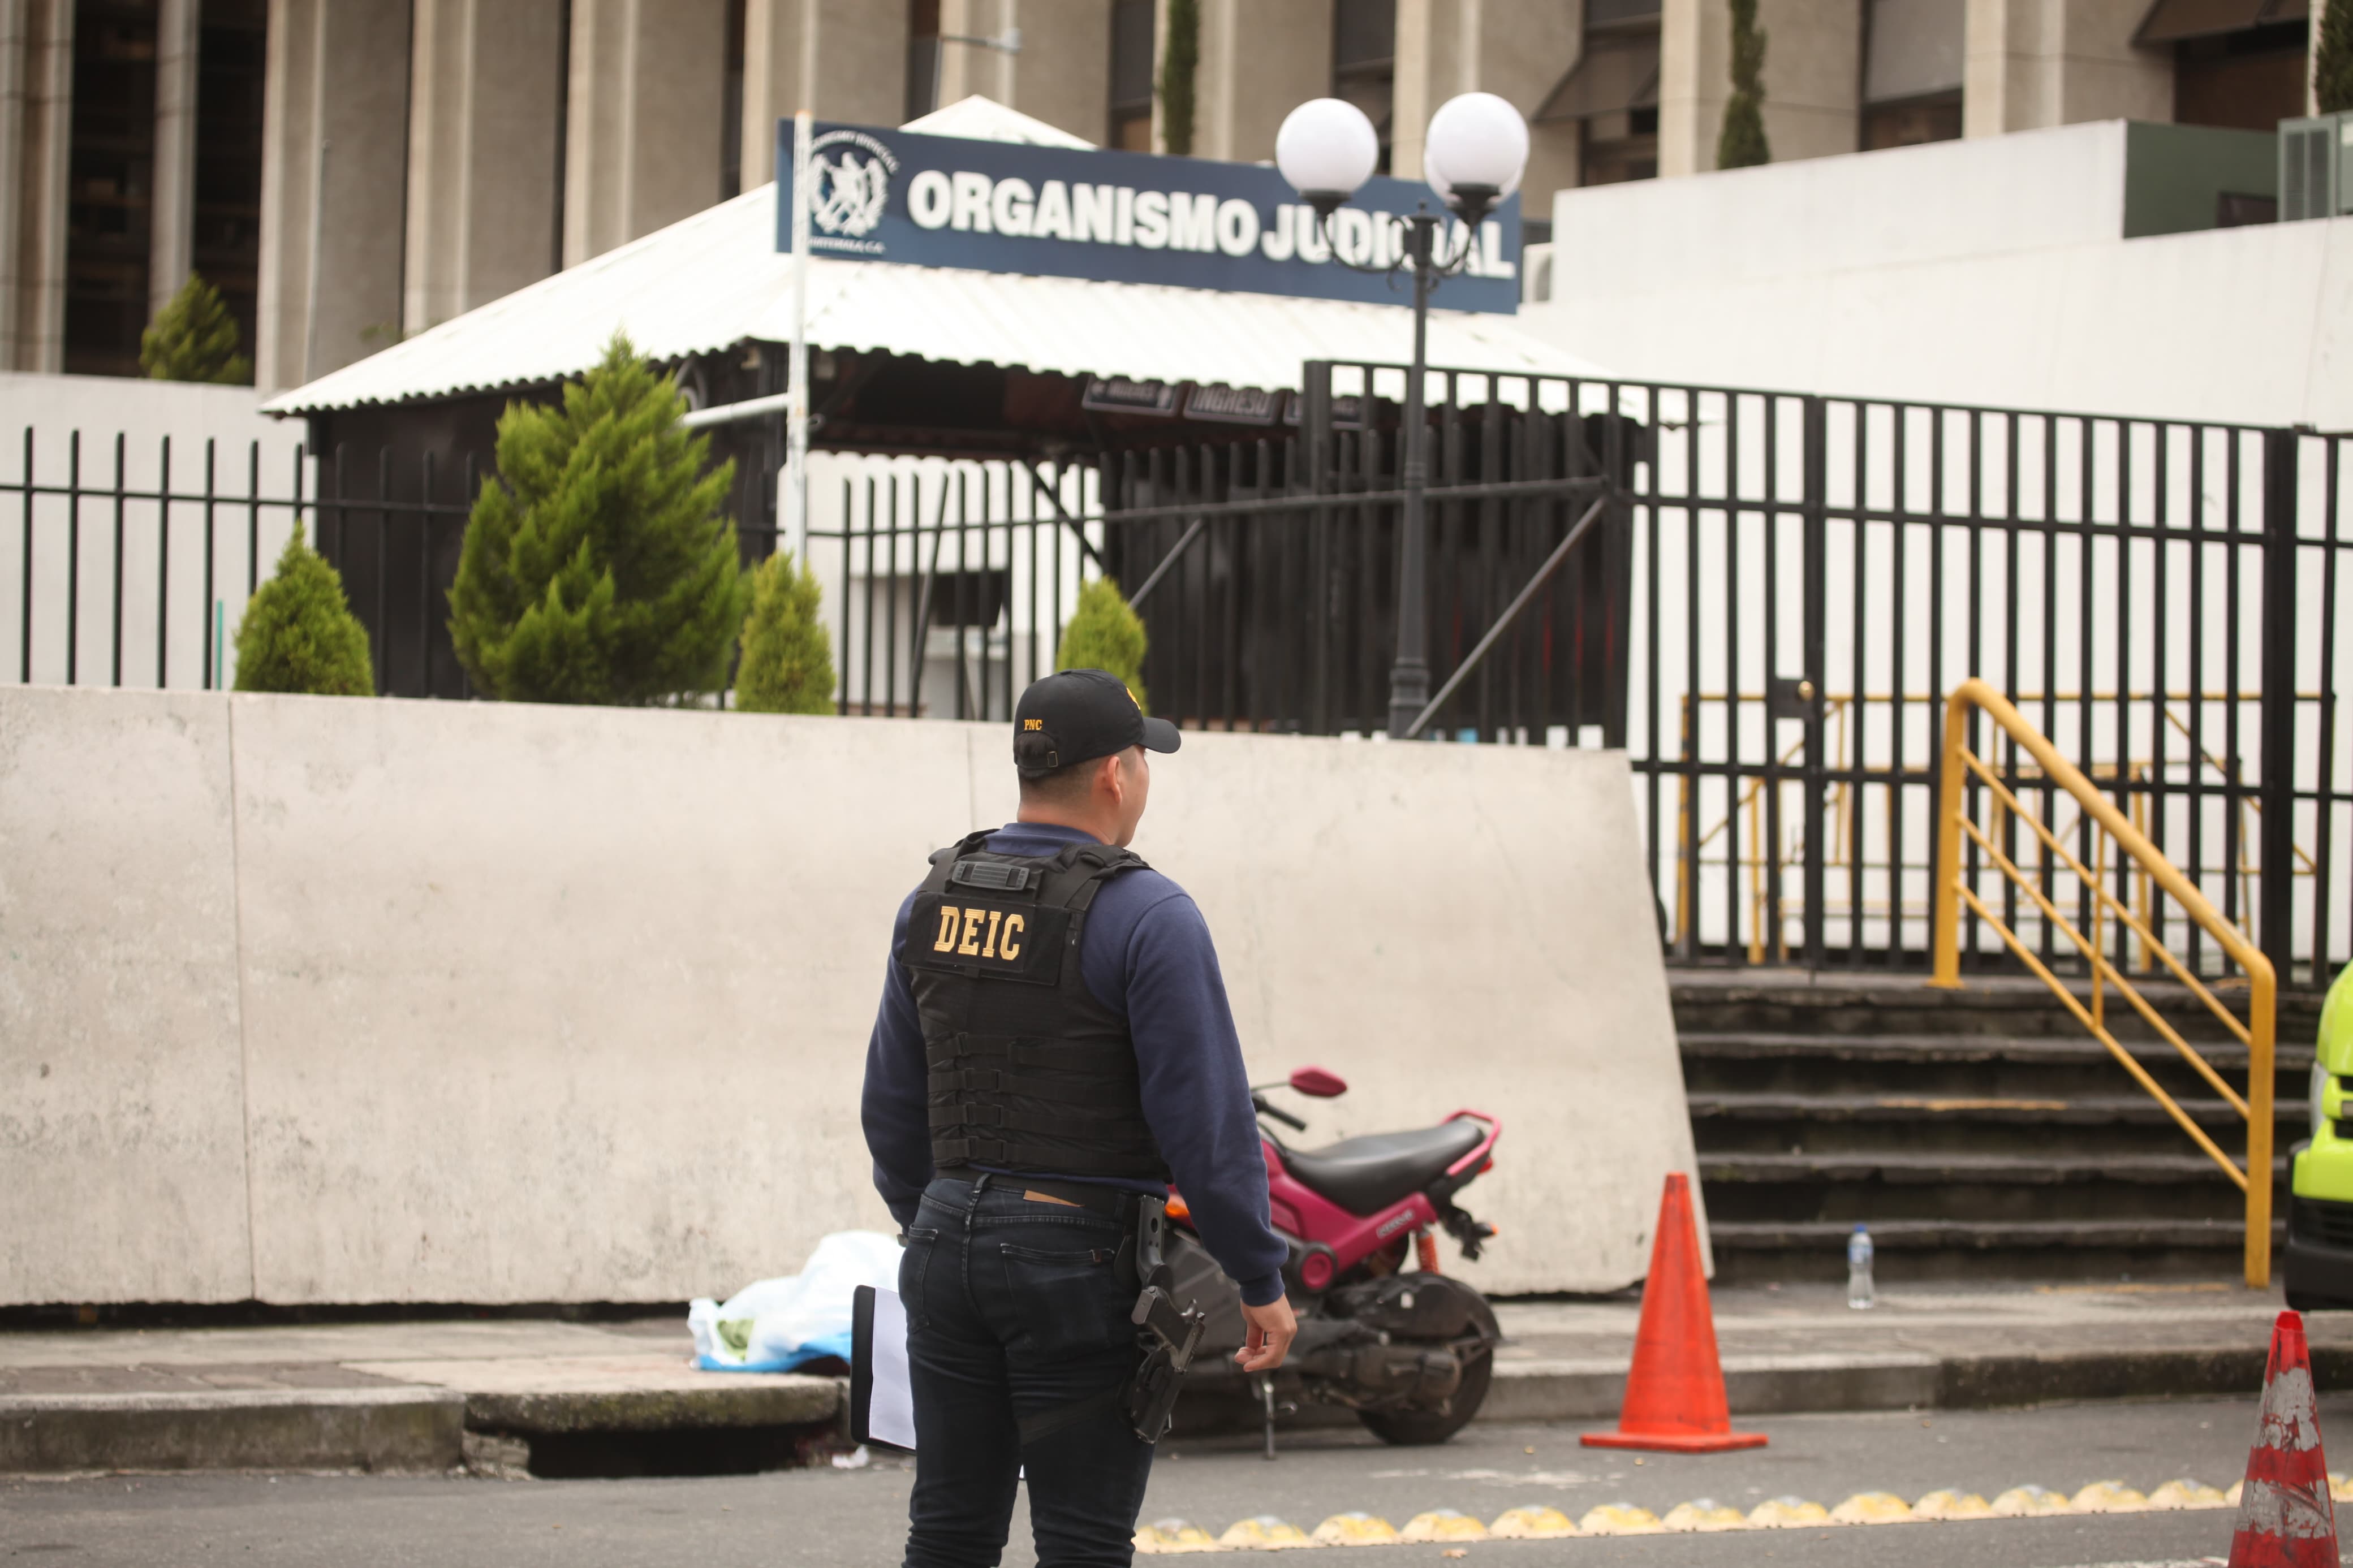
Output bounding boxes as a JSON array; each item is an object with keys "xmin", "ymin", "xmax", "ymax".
[
  {"xmin": 1925, "ymin": 676, "xmax": 2276, "ymax": 1288},
  {"xmin": 1929, "ymin": 691, "xmax": 1972, "ymax": 988}
]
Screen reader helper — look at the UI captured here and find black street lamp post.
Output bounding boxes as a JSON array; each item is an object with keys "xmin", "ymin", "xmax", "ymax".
[{"xmin": 1277, "ymin": 94, "xmax": 1530, "ymax": 739}]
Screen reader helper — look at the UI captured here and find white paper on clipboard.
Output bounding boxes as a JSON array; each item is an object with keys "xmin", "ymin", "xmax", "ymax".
[{"xmin": 851, "ymin": 1284, "xmax": 915, "ymax": 1450}]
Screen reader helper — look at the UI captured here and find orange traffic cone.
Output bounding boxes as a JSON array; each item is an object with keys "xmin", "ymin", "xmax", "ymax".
[
  {"xmin": 2227, "ymin": 1310, "xmax": 2337, "ymax": 1568},
  {"xmin": 1581, "ymin": 1172, "xmax": 1766, "ymax": 1453}
]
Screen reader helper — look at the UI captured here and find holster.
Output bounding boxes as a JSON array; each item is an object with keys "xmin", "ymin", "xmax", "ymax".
[{"xmin": 1123, "ymin": 1195, "xmax": 1207, "ymax": 1444}]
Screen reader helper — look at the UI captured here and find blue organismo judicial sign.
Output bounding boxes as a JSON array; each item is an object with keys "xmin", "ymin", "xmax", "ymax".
[{"xmin": 775, "ymin": 122, "xmax": 1520, "ymax": 316}]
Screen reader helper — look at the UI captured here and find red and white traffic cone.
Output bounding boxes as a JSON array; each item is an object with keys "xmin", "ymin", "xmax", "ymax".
[{"xmin": 2228, "ymin": 1310, "xmax": 2337, "ymax": 1568}]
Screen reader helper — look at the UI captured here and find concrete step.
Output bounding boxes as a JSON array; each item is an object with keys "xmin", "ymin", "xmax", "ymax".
[
  {"xmin": 1699, "ymin": 1151, "xmax": 2290, "ymax": 1185},
  {"xmin": 1687, "ymin": 1091, "xmax": 2264, "ymax": 1126},
  {"xmin": 1679, "ymin": 1030, "xmax": 2312, "ymax": 1072}
]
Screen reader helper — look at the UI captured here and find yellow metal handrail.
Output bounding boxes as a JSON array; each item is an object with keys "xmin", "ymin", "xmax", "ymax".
[{"xmin": 1929, "ymin": 678, "xmax": 2276, "ymax": 1287}]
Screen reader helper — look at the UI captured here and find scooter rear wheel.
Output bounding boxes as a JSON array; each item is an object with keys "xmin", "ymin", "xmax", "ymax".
[
  {"xmin": 1356, "ymin": 1351, "xmax": 1493, "ymax": 1445},
  {"xmin": 1354, "ymin": 1289, "xmax": 1500, "ymax": 1446}
]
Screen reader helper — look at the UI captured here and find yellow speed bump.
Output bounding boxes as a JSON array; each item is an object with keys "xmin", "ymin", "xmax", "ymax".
[
  {"xmin": 1747, "ymin": 1496, "xmax": 1832, "ymax": 1528},
  {"xmin": 1402, "ymin": 1510, "xmax": 1488, "ymax": 1543},
  {"xmin": 2147, "ymin": 1479, "xmax": 2230, "ymax": 1510},
  {"xmin": 1577, "ymin": 1504, "xmax": 1665, "ymax": 1535},
  {"xmin": 1312, "ymin": 1513, "xmax": 1399, "ymax": 1546},
  {"xmin": 1134, "ymin": 1519, "xmax": 1221, "ymax": 1554},
  {"xmin": 2226, "ymin": 1480, "xmax": 2244, "ymax": 1505},
  {"xmin": 1661, "ymin": 1499, "xmax": 1748, "ymax": 1532},
  {"xmin": 1219, "ymin": 1516, "xmax": 1316, "ymax": 1549},
  {"xmin": 2332, "ymin": 1473, "xmax": 2353, "ymax": 1504},
  {"xmin": 2070, "ymin": 1481, "xmax": 2149, "ymax": 1513},
  {"xmin": 1991, "ymin": 1485, "xmax": 2072, "ymax": 1517},
  {"xmin": 1488, "ymin": 1506, "xmax": 1579, "ymax": 1539},
  {"xmin": 1829, "ymin": 1492, "xmax": 1916, "ymax": 1525},
  {"xmin": 1912, "ymin": 1489, "xmax": 1995, "ymax": 1520}
]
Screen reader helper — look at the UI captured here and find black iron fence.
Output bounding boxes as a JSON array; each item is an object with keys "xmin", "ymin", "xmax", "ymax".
[{"xmin": 6, "ymin": 370, "xmax": 2349, "ymax": 986}]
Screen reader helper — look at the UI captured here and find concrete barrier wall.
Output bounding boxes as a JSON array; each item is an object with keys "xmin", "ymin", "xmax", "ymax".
[{"xmin": 0, "ymin": 686, "xmax": 1697, "ymax": 1304}]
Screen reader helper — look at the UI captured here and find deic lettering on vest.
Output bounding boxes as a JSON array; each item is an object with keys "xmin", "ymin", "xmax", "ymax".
[{"xmin": 931, "ymin": 903, "xmax": 1027, "ymax": 963}]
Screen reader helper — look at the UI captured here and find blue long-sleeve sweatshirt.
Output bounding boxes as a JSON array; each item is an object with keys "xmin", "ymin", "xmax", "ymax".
[{"xmin": 861, "ymin": 820, "xmax": 1289, "ymax": 1307}]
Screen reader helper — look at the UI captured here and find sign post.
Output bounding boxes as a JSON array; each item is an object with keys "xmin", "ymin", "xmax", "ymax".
[{"xmin": 786, "ymin": 110, "xmax": 813, "ymax": 564}]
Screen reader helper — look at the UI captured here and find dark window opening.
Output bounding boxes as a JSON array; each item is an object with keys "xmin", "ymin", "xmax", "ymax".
[
  {"xmin": 1109, "ymin": 0, "xmax": 1153, "ymax": 150},
  {"xmin": 1333, "ymin": 0, "xmax": 1395, "ymax": 174},
  {"xmin": 1862, "ymin": 89, "xmax": 1963, "ymax": 149},
  {"xmin": 66, "ymin": 0, "xmax": 160, "ymax": 377},
  {"xmin": 2173, "ymin": 19, "xmax": 2312, "ymax": 130},
  {"xmin": 906, "ymin": 0, "xmax": 941, "ymax": 121},
  {"xmin": 721, "ymin": 0, "xmax": 744, "ymax": 197},
  {"xmin": 192, "ymin": 0, "xmax": 265, "ymax": 377},
  {"xmin": 1537, "ymin": 0, "xmax": 1660, "ymax": 185}
]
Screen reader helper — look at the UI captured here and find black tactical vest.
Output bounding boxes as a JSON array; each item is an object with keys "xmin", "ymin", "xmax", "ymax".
[{"xmin": 904, "ymin": 830, "xmax": 1169, "ymax": 1182}]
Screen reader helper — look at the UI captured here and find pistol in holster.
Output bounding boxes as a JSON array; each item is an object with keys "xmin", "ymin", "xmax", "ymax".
[{"xmin": 1122, "ymin": 1194, "xmax": 1206, "ymax": 1444}]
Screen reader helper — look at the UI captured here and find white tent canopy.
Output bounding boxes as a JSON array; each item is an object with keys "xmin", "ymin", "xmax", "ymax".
[{"xmin": 263, "ymin": 99, "xmax": 1608, "ymax": 417}]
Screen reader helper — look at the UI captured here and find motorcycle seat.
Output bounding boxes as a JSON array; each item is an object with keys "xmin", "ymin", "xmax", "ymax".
[{"xmin": 1281, "ymin": 1120, "xmax": 1486, "ymax": 1218}]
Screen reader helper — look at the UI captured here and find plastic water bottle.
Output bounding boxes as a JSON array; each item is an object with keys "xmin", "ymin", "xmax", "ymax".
[{"xmin": 1847, "ymin": 1224, "xmax": 1876, "ymax": 1310}]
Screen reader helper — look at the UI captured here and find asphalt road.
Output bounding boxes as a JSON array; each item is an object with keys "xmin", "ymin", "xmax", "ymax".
[{"xmin": 3, "ymin": 1395, "xmax": 2342, "ymax": 1566}]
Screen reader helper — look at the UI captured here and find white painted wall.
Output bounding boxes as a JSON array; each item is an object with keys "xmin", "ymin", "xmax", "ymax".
[
  {"xmin": 1527, "ymin": 124, "xmax": 2351, "ymax": 431},
  {"xmin": 0, "ymin": 684, "xmax": 1697, "ymax": 1306},
  {"xmin": 0, "ymin": 374, "xmax": 308, "ymax": 691}
]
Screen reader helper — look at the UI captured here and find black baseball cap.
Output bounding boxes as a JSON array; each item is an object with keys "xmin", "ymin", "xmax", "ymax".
[{"xmin": 1013, "ymin": 669, "xmax": 1179, "ymax": 778}]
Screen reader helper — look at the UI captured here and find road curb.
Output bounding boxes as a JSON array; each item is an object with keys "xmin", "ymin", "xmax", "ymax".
[{"xmin": 0, "ymin": 1387, "xmax": 466, "ymax": 1474}]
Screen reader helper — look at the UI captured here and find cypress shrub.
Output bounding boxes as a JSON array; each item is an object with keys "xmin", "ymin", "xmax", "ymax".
[
  {"xmin": 1056, "ymin": 577, "xmax": 1149, "ymax": 712},
  {"xmin": 232, "ymin": 525, "xmax": 375, "ymax": 696},
  {"xmin": 1717, "ymin": 0, "xmax": 1771, "ymax": 170},
  {"xmin": 448, "ymin": 334, "xmax": 747, "ymax": 705},
  {"xmin": 2321, "ymin": 0, "xmax": 2352, "ymax": 114},
  {"xmin": 734, "ymin": 550, "xmax": 835, "ymax": 714},
  {"xmin": 140, "ymin": 273, "xmax": 252, "ymax": 385},
  {"xmin": 1159, "ymin": 0, "xmax": 1199, "ymax": 155}
]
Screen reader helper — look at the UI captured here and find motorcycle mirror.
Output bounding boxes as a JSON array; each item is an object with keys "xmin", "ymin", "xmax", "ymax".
[{"xmin": 1290, "ymin": 1065, "xmax": 1348, "ymax": 1098}]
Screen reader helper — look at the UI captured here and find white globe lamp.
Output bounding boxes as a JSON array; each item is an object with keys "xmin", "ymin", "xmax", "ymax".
[
  {"xmin": 1421, "ymin": 91, "xmax": 1529, "ymax": 226},
  {"xmin": 1275, "ymin": 98, "xmax": 1381, "ymax": 216}
]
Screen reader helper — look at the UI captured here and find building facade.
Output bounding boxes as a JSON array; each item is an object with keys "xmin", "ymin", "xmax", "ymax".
[{"xmin": 0, "ymin": 0, "xmax": 2322, "ymax": 391}]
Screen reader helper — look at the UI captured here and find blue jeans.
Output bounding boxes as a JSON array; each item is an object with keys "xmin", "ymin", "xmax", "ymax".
[{"xmin": 899, "ymin": 1174, "xmax": 1154, "ymax": 1568}]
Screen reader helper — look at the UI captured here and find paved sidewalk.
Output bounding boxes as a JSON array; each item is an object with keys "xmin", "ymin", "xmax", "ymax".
[{"xmin": 0, "ymin": 1281, "xmax": 2333, "ymax": 1473}]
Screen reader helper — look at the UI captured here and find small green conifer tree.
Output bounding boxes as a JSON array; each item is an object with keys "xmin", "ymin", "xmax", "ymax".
[
  {"xmin": 2320, "ymin": 0, "xmax": 2353, "ymax": 114},
  {"xmin": 141, "ymin": 273, "xmax": 252, "ymax": 385},
  {"xmin": 448, "ymin": 334, "xmax": 747, "ymax": 705},
  {"xmin": 1057, "ymin": 577, "xmax": 1149, "ymax": 712},
  {"xmin": 232, "ymin": 525, "xmax": 375, "ymax": 696},
  {"xmin": 734, "ymin": 550, "xmax": 835, "ymax": 714},
  {"xmin": 1717, "ymin": 0, "xmax": 1771, "ymax": 170},
  {"xmin": 1158, "ymin": 0, "xmax": 1199, "ymax": 155}
]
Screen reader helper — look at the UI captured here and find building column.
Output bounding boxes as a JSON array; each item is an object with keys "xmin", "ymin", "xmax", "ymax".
[
  {"xmin": 1394, "ymin": 0, "xmax": 1580, "ymax": 197},
  {"xmin": 1193, "ymin": 0, "xmax": 1329, "ymax": 164},
  {"xmin": 739, "ymin": 0, "xmax": 910, "ymax": 191},
  {"xmin": 561, "ymin": 0, "xmax": 729, "ymax": 268},
  {"xmin": 0, "ymin": 0, "xmax": 72, "ymax": 372},
  {"xmin": 1661, "ymin": 0, "xmax": 1857, "ymax": 176},
  {"xmin": 1965, "ymin": 0, "xmax": 2167, "ymax": 136},
  {"xmin": 256, "ymin": 0, "xmax": 412, "ymax": 393},
  {"xmin": 404, "ymin": 0, "xmax": 563, "ymax": 335},
  {"xmin": 150, "ymin": 0, "xmax": 199, "ymax": 321}
]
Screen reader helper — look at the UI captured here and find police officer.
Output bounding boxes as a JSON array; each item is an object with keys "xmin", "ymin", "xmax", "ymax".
[{"xmin": 863, "ymin": 668, "xmax": 1296, "ymax": 1567}]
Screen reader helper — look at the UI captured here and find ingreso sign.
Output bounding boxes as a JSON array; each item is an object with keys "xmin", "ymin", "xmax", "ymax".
[{"xmin": 775, "ymin": 121, "xmax": 1521, "ymax": 316}]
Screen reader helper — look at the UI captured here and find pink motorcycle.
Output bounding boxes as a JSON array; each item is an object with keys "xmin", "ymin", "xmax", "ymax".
[{"xmin": 1165, "ymin": 1066, "xmax": 1504, "ymax": 1448}]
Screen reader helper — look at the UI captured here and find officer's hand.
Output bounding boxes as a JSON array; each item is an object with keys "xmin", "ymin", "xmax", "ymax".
[{"xmin": 1235, "ymin": 1295, "xmax": 1298, "ymax": 1372}]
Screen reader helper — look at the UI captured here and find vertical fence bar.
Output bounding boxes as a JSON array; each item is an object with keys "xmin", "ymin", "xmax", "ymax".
[
  {"xmin": 19, "ymin": 427, "xmax": 32, "ymax": 683},
  {"xmin": 202, "ymin": 440, "xmax": 217, "ymax": 690},
  {"xmin": 156, "ymin": 437, "xmax": 171, "ymax": 688},
  {"xmin": 247, "ymin": 440, "xmax": 262, "ymax": 598},
  {"xmin": 110, "ymin": 434, "xmax": 126, "ymax": 686},
  {"xmin": 66, "ymin": 431, "xmax": 80, "ymax": 686},
  {"xmin": 420, "ymin": 452, "xmax": 437, "ymax": 698},
  {"xmin": 2261, "ymin": 427, "xmax": 2301, "ymax": 980},
  {"xmin": 1801, "ymin": 395, "xmax": 1829, "ymax": 969}
]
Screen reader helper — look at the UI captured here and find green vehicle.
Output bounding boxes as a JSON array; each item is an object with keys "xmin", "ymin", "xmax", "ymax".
[{"xmin": 2286, "ymin": 964, "xmax": 2353, "ymax": 1309}]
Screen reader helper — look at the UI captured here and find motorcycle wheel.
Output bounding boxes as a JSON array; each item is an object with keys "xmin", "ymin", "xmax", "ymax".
[{"xmin": 1354, "ymin": 1290, "xmax": 1500, "ymax": 1446}]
